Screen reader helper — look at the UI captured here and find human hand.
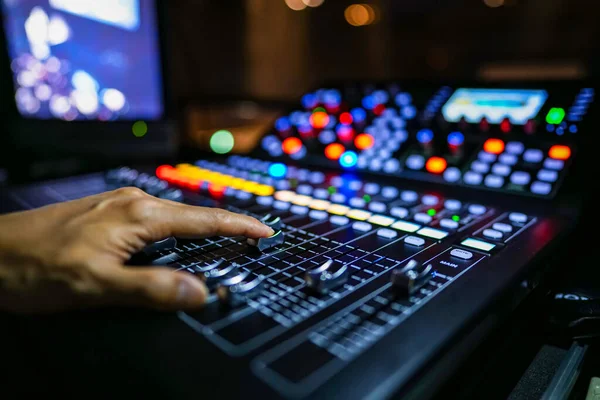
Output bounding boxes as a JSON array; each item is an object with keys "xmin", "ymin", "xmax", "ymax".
[{"xmin": 0, "ymin": 187, "xmax": 274, "ymax": 314}]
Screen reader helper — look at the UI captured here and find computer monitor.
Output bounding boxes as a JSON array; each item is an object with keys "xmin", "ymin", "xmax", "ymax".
[{"xmin": 0, "ymin": 0, "xmax": 176, "ymax": 177}]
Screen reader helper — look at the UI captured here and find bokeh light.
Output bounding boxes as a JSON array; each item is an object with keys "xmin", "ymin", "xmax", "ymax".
[
  {"xmin": 285, "ymin": 0, "xmax": 307, "ymax": 11},
  {"xmin": 302, "ymin": 0, "xmax": 325, "ymax": 7},
  {"xmin": 345, "ymin": 4, "xmax": 377, "ymax": 27},
  {"xmin": 210, "ymin": 130, "xmax": 235, "ymax": 154},
  {"xmin": 132, "ymin": 121, "xmax": 148, "ymax": 137},
  {"xmin": 483, "ymin": 0, "xmax": 504, "ymax": 7}
]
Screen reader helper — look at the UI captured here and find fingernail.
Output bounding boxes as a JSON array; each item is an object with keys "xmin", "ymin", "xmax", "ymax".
[
  {"xmin": 263, "ymin": 225, "xmax": 275, "ymax": 237},
  {"xmin": 177, "ymin": 276, "xmax": 207, "ymax": 306}
]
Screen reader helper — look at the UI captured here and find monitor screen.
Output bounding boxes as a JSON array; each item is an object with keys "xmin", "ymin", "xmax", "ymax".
[
  {"xmin": 441, "ymin": 88, "xmax": 548, "ymax": 125},
  {"xmin": 1, "ymin": 0, "xmax": 164, "ymax": 121}
]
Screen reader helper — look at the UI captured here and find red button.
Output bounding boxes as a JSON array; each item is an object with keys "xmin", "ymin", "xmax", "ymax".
[
  {"xmin": 548, "ymin": 145, "xmax": 571, "ymax": 160},
  {"xmin": 425, "ymin": 157, "xmax": 447, "ymax": 174},
  {"xmin": 483, "ymin": 138, "xmax": 505, "ymax": 155}
]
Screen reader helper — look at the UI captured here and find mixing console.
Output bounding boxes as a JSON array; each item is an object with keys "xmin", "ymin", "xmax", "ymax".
[{"xmin": 1, "ymin": 82, "xmax": 592, "ymax": 399}]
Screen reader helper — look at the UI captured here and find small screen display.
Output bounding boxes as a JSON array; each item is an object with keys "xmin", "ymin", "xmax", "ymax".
[
  {"xmin": 441, "ymin": 88, "xmax": 548, "ymax": 125},
  {"xmin": 1, "ymin": 0, "xmax": 164, "ymax": 121}
]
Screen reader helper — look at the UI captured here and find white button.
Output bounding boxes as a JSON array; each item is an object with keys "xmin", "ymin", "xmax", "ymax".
[
  {"xmin": 297, "ymin": 184, "xmax": 313, "ymax": 195},
  {"xmin": 352, "ymin": 221, "xmax": 372, "ymax": 232},
  {"xmin": 443, "ymin": 167, "xmax": 461, "ymax": 182},
  {"xmin": 349, "ymin": 197, "xmax": 366, "ymax": 208},
  {"xmin": 450, "ymin": 249, "xmax": 473, "ymax": 260},
  {"xmin": 491, "ymin": 163, "xmax": 511, "ymax": 177},
  {"xmin": 509, "ymin": 212, "xmax": 527, "ymax": 223},
  {"xmin": 544, "ymin": 158, "xmax": 564, "ymax": 170},
  {"xmin": 523, "ymin": 149, "xmax": 543, "ymax": 163},
  {"xmin": 349, "ymin": 180, "xmax": 363, "ymax": 191},
  {"xmin": 382, "ymin": 186, "xmax": 399, "ymax": 199},
  {"xmin": 506, "ymin": 141, "xmax": 525, "ymax": 155},
  {"xmin": 414, "ymin": 213, "xmax": 432, "ymax": 224},
  {"xmin": 499, "ymin": 153, "xmax": 518, "ymax": 166},
  {"xmin": 273, "ymin": 200, "xmax": 290, "ymax": 210},
  {"xmin": 464, "ymin": 171, "xmax": 483, "ymax": 185},
  {"xmin": 313, "ymin": 188, "xmax": 329, "ymax": 199},
  {"xmin": 406, "ymin": 154, "xmax": 425, "ymax": 170},
  {"xmin": 483, "ymin": 229, "xmax": 503, "ymax": 240},
  {"xmin": 440, "ymin": 218, "xmax": 459, "ymax": 230},
  {"xmin": 484, "ymin": 175, "xmax": 504, "ymax": 188},
  {"xmin": 290, "ymin": 205, "xmax": 309, "ymax": 215},
  {"xmin": 444, "ymin": 199, "xmax": 462, "ymax": 211},
  {"xmin": 377, "ymin": 228, "xmax": 398, "ymax": 239},
  {"xmin": 368, "ymin": 215, "xmax": 395, "ymax": 226},
  {"xmin": 368, "ymin": 202, "xmax": 386, "ymax": 213},
  {"xmin": 531, "ymin": 181, "xmax": 552, "ymax": 195},
  {"xmin": 383, "ymin": 159, "xmax": 401, "ymax": 173},
  {"xmin": 478, "ymin": 151, "xmax": 497, "ymax": 163},
  {"xmin": 401, "ymin": 190, "xmax": 419, "ymax": 203},
  {"xmin": 309, "ymin": 172, "xmax": 325, "ymax": 184},
  {"xmin": 404, "ymin": 236, "xmax": 425, "ymax": 247},
  {"xmin": 331, "ymin": 193, "xmax": 346, "ymax": 203},
  {"xmin": 417, "ymin": 227, "xmax": 448, "ymax": 239},
  {"xmin": 468, "ymin": 204, "xmax": 487, "ymax": 215},
  {"xmin": 510, "ymin": 171, "xmax": 530, "ymax": 186},
  {"xmin": 364, "ymin": 183, "xmax": 379, "ymax": 194},
  {"xmin": 392, "ymin": 220, "xmax": 421, "ymax": 232},
  {"xmin": 461, "ymin": 238, "xmax": 496, "ymax": 252},
  {"xmin": 538, "ymin": 169, "xmax": 558, "ymax": 183},
  {"xmin": 391, "ymin": 207, "xmax": 409, "ymax": 219},
  {"xmin": 471, "ymin": 161, "xmax": 489, "ymax": 174},
  {"xmin": 257, "ymin": 196, "xmax": 274, "ymax": 206},
  {"xmin": 493, "ymin": 223, "xmax": 513, "ymax": 233},
  {"xmin": 309, "ymin": 210, "xmax": 328, "ymax": 220},
  {"xmin": 330, "ymin": 215, "xmax": 349, "ymax": 225},
  {"xmin": 422, "ymin": 195, "xmax": 439, "ymax": 206}
]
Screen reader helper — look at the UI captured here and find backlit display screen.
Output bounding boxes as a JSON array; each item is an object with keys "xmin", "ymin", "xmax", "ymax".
[
  {"xmin": 1, "ymin": 0, "xmax": 164, "ymax": 121},
  {"xmin": 441, "ymin": 88, "xmax": 548, "ymax": 125}
]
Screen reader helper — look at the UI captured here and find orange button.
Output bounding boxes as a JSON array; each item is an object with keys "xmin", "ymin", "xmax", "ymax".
[
  {"xmin": 309, "ymin": 111, "xmax": 330, "ymax": 129},
  {"xmin": 282, "ymin": 137, "xmax": 303, "ymax": 155},
  {"xmin": 425, "ymin": 156, "xmax": 447, "ymax": 174},
  {"xmin": 354, "ymin": 133, "xmax": 375, "ymax": 150},
  {"xmin": 324, "ymin": 143, "xmax": 345, "ymax": 160},
  {"xmin": 548, "ymin": 145, "xmax": 571, "ymax": 160},
  {"xmin": 483, "ymin": 138, "xmax": 505, "ymax": 155}
]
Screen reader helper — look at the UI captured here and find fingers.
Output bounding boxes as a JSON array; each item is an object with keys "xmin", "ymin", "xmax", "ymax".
[{"xmin": 95, "ymin": 265, "xmax": 208, "ymax": 310}]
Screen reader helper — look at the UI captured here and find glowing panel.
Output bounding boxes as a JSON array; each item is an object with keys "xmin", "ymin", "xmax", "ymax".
[
  {"xmin": 50, "ymin": 0, "xmax": 140, "ymax": 31},
  {"xmin": 461, "ymin": 238, "xmax": 496, "ymax": 252}
]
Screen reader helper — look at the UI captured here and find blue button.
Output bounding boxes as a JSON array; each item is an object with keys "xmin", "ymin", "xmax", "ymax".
[
  {"xmin": 383, "ymin": 159, "xmax": 401, "ymax": 173},
  {"xmin": 491, "ymin": 163, "xmax": 511, "ymax": 177},
  {"xmin": 443, "ymin": 167, "xmax": 461, "ymax": 183},
  {"xmin": 444, "ymin": 199, "xmax": 462, "ymax": 211},
  {"xmin": 421, "ymin": 195, "xmax": 439, "ymax": 206},
  {"xmin": 406, "ymin": 154, "xmax": 425, "ymax": 170},
  {"xmin": 401, "ymin": 190, "xmax": 419, "ymax": 203},
  {"xmin": 468, "ymin": 204, "xmax": 487, "ymax": 215},
  {"xmin": 369, "ymin": 158, "xmax": 383, "ymax": 171},
  {"xmin": 531, "ymin": 181, "xmax": 552, "ymax": 195},
  {"xmin": 391, "ymin": 207, "xmax": 408, "ymax": 219},
  {"xmin": 505, "ymin": 142, "xmax": 525, "ymax": 155},
  {"xmin": 478, "ymin": 151, "xmax": 497, "ymax": 163},
  {"xmin": 471, "ymin": 161, "xmax": 489, "ymax": 174},
  {"xmin": 484, "ymin": 175, "xmax": 504, "ymax": 188},
  {"xmin": 364, "ymin": 183, "xmax": 380, "ymax": 195},
  {"xmin": 523, "ymin": 149, "xmax": 543, "ymax": 163},
  {"xmin": 382, "ymin": 186, "xmax": 399, "ymax": 199},
  {"xmin": 348, "ymin": 180, "xmax": 362, "ymax": 191},
  {"xmin": 349, "ymin": 197, "xmax": 366, "ymax": 208},
  {"xmin": 510, "ymin": 171, "xmax": 531, "ymax": 186},
  {"xmin": 309, "ymin": 172, "xmax": 325, "ymax": 184},
  {"xmin": 537, "ymin": 169, "xmax": 558, "ymax": 183},
  {"xmin": 499, "ymin": 153, "xmax": 517, "ymax": 166},
  {"xmin": 393, "ymin": 130, "xmax": 409, "ymax": 142},
  {"xmin": 296, "ymin": 184, "xmax": 313, "ymax": 195},
  {"xmin": 368, "ymin": 202, "xmax": 387, "ymax": 213},
  {"xmin": 543, "ymin": 158, "xmax": 564, "ymax": 170},
  {"xmin": 330, "ymin": 176, "xmax": 343, "ymax": 187},
  {"xmin": 331, "ymin": 193, "xmax": 347, "ymax": 203},
  {"xmin": 464, "ymin": 171, "xmax": 483, "ymax": 185}
]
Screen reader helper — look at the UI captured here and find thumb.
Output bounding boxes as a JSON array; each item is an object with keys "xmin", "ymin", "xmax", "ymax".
[{"xmin": 96, "ymin": 266, "xmax": 208, "ymax": 310}]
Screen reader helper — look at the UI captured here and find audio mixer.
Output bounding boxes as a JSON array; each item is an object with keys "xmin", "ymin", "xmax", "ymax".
[{"xmin": 0, "ymin": 82, "xmax": 593, "ymax": 399}]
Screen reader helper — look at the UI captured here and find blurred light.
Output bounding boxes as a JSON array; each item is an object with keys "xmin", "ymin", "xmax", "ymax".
[
  {"xmin": 484, "ymin": 0, "xmax": 504, "ymax": 7},
  {"xmin": 548, "ymin": 145, "xmax": 571, "ymax": 160},
  {"xmin": 49, "ymin": 94, "xmax": 70, "ymax": 116},
  {"xmin": 72, "ymin": 70, "xmax": 99, "ymax": 92},
  {"xmin": 425, "ymin": 157, "xmax": 447, "ymax": 174},
  {"xmin": 350, "ymin": 107, "xmax": 367, "ymax": 123},
  {"xmin": 301, "ymin": 93, "xmax": 317, "ymax": 108},
  {"xmin": 416, "ymin": 129, "xmax": 434, "ymax": 144},
  {"xmin": 17, "ymin": 71, "xmax": 36, "ymax": 87},
  {"xmin": 302, "ymin": 0, "xmax": 324, "ymax": 6},
  {"xmin": 282, "ymin": 137, "xmax": 303, "ymax": 155},
  {"xmin": 310, "ymin": 111, "xmax": 330, "ymax": 129},
  {"xmin": 210, "ymin": 130, "xmax": 235, "ymax": 154},
  {"xmin": 34, "ymin": 84, "xmax": 52, "ymax": 101},
  {"xmin": 447, "ymin": 132, "xmax": 464, "ymax": 146},
  {"xmin": 275, "ymin": 116, "xmax": 291, "ymax": 131},
  {"xmin": 31, "ymin": 43, "xmax": 50, "ymax": 60},
  {"xmin": 325, "ymin": 143, "xmax": 345, "ymax": 160},
  {"xmin": 285, "ymin": 0, "xmax": 307, "ymax": 11},
  {"xmin": 354, "ymin": 133, "xmax": 374, "ymax": 150},
  {"xmin": 71, "ymin": 90, "xmax": 99, "ymax": 115},
  {"xmin": 25, "ymin": 7, "xmax": 49, "ymax": 45},
  {"xmin": 102, "ymin": 88, "xmax": 126, "ymax": 111},
  {"xmin": 340, "ymin": 151, "xmax": 358, "ymax": 168},
  {"xmin": 48, "ymin": 15, "xmax": 70, "ymax": 45},
  {"xmin": 268, "ymin": 163, "xmax": 288, "ymax": 179},
  {"xmin": 339, "ymin": 112, "xmax": 353, "ymax": 125},
  {"xmin": 546, "ymin": 108, "xmax": 565, "ymax": 124},
  {"xmin": 132, "ymin": 121, "xmax": 148, "ymax": 137},
  {"xmin": 345, "ymin": 4, "xmax": 377, "ymax": 27},
  {"xmin": 319, "ymin": 129, "xmax": 336, "ymax": 144}
]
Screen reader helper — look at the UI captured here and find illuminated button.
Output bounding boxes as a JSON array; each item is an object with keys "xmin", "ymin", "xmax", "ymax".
[
  {"xmin": 544, "ymin": 158, "xmax": 564, "ymax": 170},
  {"xmin": 491, "ymin": 163, "xmax": 511, "ymax": 177},
  {"xmin": 506, "ymin": 142, "xmax": 525, "ymax": 155},
  {"xmin": 417, "ymin": 227, "xmax": 448, "ymax": 240},
  {"xmin": 510, "ymin": 171, "xmax": 531, "ymax": 186},
  {"xmin": 330, "ymin": 215, "xmax": 349, "ymax": 226},
  {"xmin": 382, "ymin": 186, "xmax": 399, "ymax": 199},
  {"xmin": 369, "ymin": 158, "xmax": 383, "ymax": 172},
  {"xmin": 347, "ymin": 209, "xmax": 372, "ymax": 221},
  {"xmin": 282, "ymin": 137, "xmax": 303, "ymax": 155},
  {"xmin": 391, "ymin": 207, "xmax": 409, "ymax": 219},
  {"xmin": 414, "ymin": 213, "xmax": 432, "ymax": 224},
  {"xmin": 468, "ymin": 204, "xmax": 487, "ymax": 215},
  {"xmin": 498, "ymin": 153, "xmax": 518, "ymax": 166},
  {"xmin": 309, "ymin": 200, "xmax": 331, "ymax": 211},
  {"xmin": 349, "ymin": 180, "xmax": 362, "ymax": 191},
  {"xmin": 440, "ymin": 218, "xmax": 459, "ymax": 230},
  {"xmin": 483, "ymin": 229, "xmax": 503, "ymax": 240},
  {"xmin": 292, "ymin": 195, "xmax": 312, "ymax": 206},
  {"xmin": 483, "ymin": 139, "xmax": 505, "ymax": 155},
  {"xmin": 368, "ymin": 202, "xmax": 387, "ymax": 213},
  {"xmin": 523, "ymin": 149, "xmax": 543, "ymax": 163},
  {"xmin": 493, "ymin": 223, "xmax": 513, "ymax": 233},
  {"xmin": 401, "ymin": 190, "xmax": 419, "ymax": 203},
  {"xmin": 394, "ymin": 129, "xmax": 409, "ymax": 142},
  {"xmin": 471, "ymin": 161, "xmax": 489, "ymax": 174},
  {"xmin": 273, "ymin": 200, "xmax": 290, "ymax": 211},
  {"xmin": 538, "ymin": 169, "xmax": 558, "ymax": 183},
  {"xmin": 444, "ymin": 199, "xmax": 462, "ymax": 211},
  {"xmin": 484, "ymin": 175, "xmax": 504, "ymax": 188},
  {"xmin": 422, "ymin": 195, "xmax": 439, "ymax": 206},
  {"xmin": 368, "ymin": 215, "xmax": 395, "ymax": 227},
  {"xmin": 256, "ymin": 196, "xmax": 274, "ymax": 206},
  {"xmin": 330, "ymin": 176, "xmax": 343, "ymax": 187},
  {"xmin": 425, "ymin": 157, "xmax": 447, "ymax": 174},
  {"xmin": 331, "ymin": 193, "xmax": 347, "ymax": 204},
  {"xmin": 377, "ymin": 229, "xmax": 398, "ymax": 239},
  {"xmin": 275, "ymin": 180, "xmax": 290, "ymax": 190},
  {"xmin": 328, "ymin": 204, "xmax": 350, "ymax": 215},
  {"xmin": 443, "ymin": 167, "xmax": 461, "ymax": 183},
  {"xmin": 464, "ymin": 171, "xmax": 483, "ymax": 185},
  {"xmin": 461, "ymin": 238, "xmax": 496, "ymax": 252},
  {"xmin": 406, "ymin": 154, "xmax": 425, "ymax": 170},
  {"xmin": 478, "ymin": 151, "xmax": 497, "ymax": 163},
  {"xmin": 325, "ymin": 143, "xmax": 345, "ymax": 161},
  {"xmin": 349, "ymin": 197, "xmax": 366, "ymax": 208},
  {"xmin": 450, "ymin": 249, "xmax": 473, "ymax": 260},
  {"xmin": 309, "ymin": 172, "xmax": 325, "ymax": 184},
  {"xmin": 313, "ymin": 188, "xmax": 329, "ymax": 199},
  {"xmin": 383, "ymin": 159, "xmax": 401, "ymax": 173},
  {"xmin": 392, "ymin": 220, "xmax": 421, "ymax": 233},
  {"xmin": 548, "ymin": 145, "xmax": 571, "ymax": 160},
  {"xmin": 364, "ymin": 183, "xmax": 380, "ymax": 195},
  {"xmin": 274, "ymin": 190, "xmax": 295, "ymax": 202},
  {"xmin": 509, "ymin": 212, "xmax": 527, "ymax": 223},
  {"xmin": 235, "ymin": 191, "xmax": 252, "ymax": 200},
  {"xmin": 531, "ymin": 181, "xmax": 552, "ymax": 195},
  {"xmin": 309, "ymin": 210, "xmax": 328, "ymax": 220},
  {"xmin": 352, "ymin": 221, "xmax": 373, "ymax": 232},
  {"xmin": 290, "ymin": 205, "xmax": 309, "ymax": 215},
  {"xmin": 404, "ymin": 236, "xmax": 425, "ymax": 247}
]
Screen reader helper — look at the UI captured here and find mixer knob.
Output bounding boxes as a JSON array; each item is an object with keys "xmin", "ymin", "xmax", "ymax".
[
  {"xmin": 140, "ymin": 237, "xmax": 177, "ymax": 256},
  {"xmin": 260, "ymin": 214, "xmax": 282, "ymax": 231},
  {"xmin": 216, "ymin": 272, "xmax": 264, "ymax": 307},
  {"xmin": 247, "ymin": 230, "xmax": 285, "ymax": 252},
  {"xmin": 305, "ymin": 259, "xmax": 349, "ymax": 295},
  {"xmin": 416, "ymin": 129, "xmax": 434, "ymax": 153},
  {"xmin": 158, "ymin": 188, "xmax": 184, "ymax": 202},
  {"xmin": 390, "ymin": 259, "xmax": 433, "ymax": 296},
  {"xmin": 524, "ymin": 119, "xmax": 537, "ymax": 134},
  {"xmin": 194, "ymin": 260, "xmax": 240, "ymax": 289},
  {"xmin": 479, "ymin": 117, "xmax": 490, "ymax": 132}
]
